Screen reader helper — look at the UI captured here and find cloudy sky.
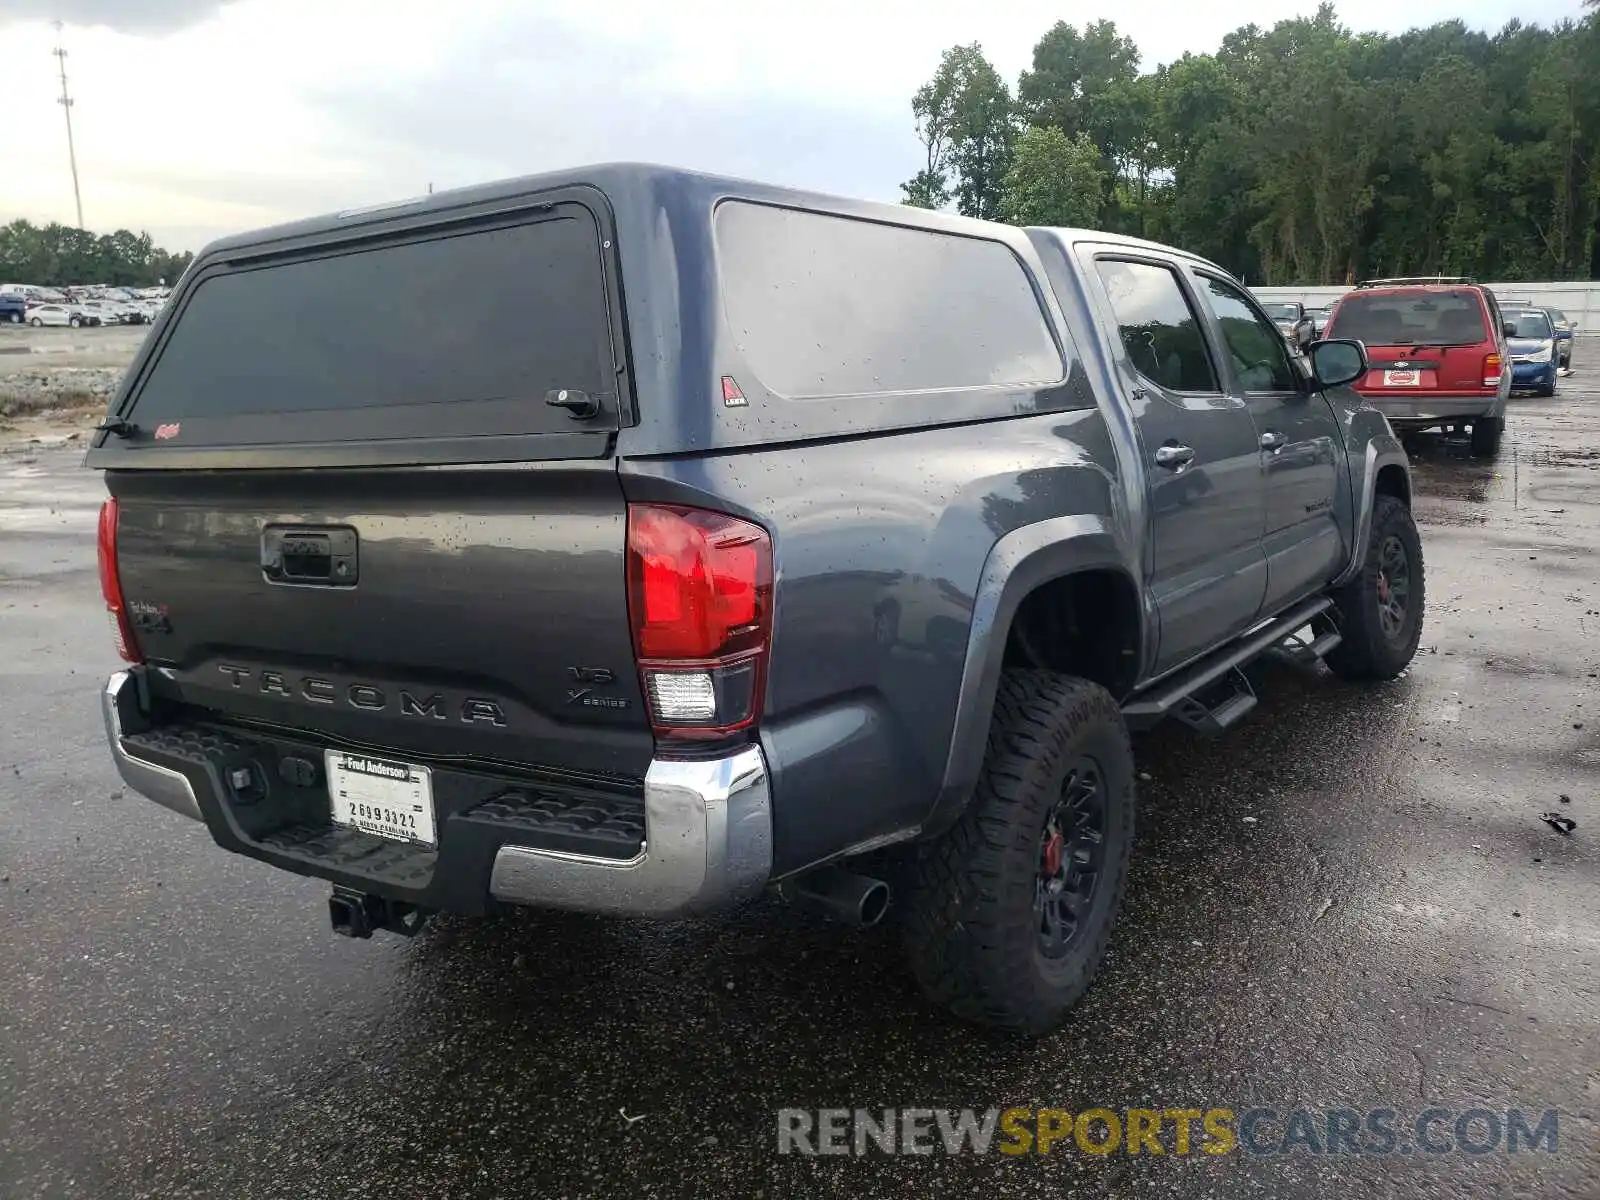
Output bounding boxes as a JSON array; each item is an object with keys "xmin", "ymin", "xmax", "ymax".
[{"xmin": 0, "ymin": 0, "xmax": 1587, "ymax": 251}]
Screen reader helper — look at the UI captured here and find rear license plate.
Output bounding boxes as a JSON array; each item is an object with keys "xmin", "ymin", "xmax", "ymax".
[
  {"xmin": 325, "ymin": 752, "xmax": 436, "ymax": 846},
  {"xmin": 1383, "ymin": 369, "xmax": 1421, "ymax": 387}
]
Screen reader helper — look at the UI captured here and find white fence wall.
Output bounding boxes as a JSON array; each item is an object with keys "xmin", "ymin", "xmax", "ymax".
[{"xmin": 1251, "ymin": 281, "xmax": 1599, "ymax": 331}]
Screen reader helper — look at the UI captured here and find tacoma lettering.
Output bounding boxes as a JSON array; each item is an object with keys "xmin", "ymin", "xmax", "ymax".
[
  {"xmin": 211, "ymin": 665, "xmax": 506, "ymax": 726},
  {"xmin": 399, "ymin": 691, "xmax": 447, "ymax": 720}
]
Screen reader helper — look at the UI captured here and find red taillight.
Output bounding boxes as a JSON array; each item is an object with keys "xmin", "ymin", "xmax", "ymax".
[
  {"xmin": 97, "ymin": 497, "xmax": 143, "ymax": 664},
  {"xmin": 626, "ymin": 504, "xmax": 772, "ymax": 739},
  {"xmin": 1483, "ymin": 353, "xmax": 1502, "ymax": 387}
]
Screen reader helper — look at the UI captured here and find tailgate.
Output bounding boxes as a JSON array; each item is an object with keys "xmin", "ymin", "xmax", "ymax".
[
  {"xmin": 1357, "ymin": 343, "xmax": 1493, "ymax": 394},
  {"xmin": 91, "ymin": 192, "xmax": 653, "ymax": 778},
  {"xmin": 110, "ymin": 464, "xmax": 653, "ymax": 778}
]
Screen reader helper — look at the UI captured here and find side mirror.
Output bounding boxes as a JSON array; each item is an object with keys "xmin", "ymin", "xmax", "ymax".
[
  {"xmin": 1502, "ymin": 321, "xmax": 1517, "ymax": 338},
  {"xmin": 1294, "ymin": 319, "xmax": 1315, "ymax": 351},
  {"xmin": 1309, "ymin": 339, "xmax": 1367, "ymax": 389}
]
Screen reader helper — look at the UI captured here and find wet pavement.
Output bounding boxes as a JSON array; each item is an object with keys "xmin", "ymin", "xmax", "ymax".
[{"xmin": 2, "ymin": 368, "xmax": 1597, "ymax": 1198}]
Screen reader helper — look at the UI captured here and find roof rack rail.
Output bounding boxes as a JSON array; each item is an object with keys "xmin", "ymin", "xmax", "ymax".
[{"xmin": 1355, "ymin": 275, "xmax": 1476, "ymax": 289}]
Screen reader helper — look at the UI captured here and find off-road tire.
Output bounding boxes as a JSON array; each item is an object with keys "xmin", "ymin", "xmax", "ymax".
[
  {"xmin": 1469, "ymin": 416, "xmax": 1503, "ymax": 457},
  {"xmin": 901, "ymin": 671, "xmax": 1135, "ymax": 1035},
  {"xmin": 1324, "ymin": 495, "xmax": 1425, "ymax": 681}
]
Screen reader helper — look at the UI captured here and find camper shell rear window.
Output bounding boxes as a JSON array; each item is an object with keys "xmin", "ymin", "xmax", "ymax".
[{"xmin": 114, "ymin": 204, "xmax": 617, "ymax": 459}]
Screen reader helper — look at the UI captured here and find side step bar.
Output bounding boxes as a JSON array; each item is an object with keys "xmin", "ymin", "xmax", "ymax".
[
  {"xmin": 1170, "ymin": 667, "xmax": 1257, "ymax": 735},
  {"xmin": 1122, "ymin": 596, "xmax": 1337, "ymax": 732},
  {"xmin": 1278, "ymin": 624, "xmax": 1344, "ymax": 670}
]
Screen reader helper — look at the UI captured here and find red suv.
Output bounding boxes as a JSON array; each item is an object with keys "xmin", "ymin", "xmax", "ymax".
[{"xmin": 1324, "ymin": 277, "xmax": 1512, "ymax": 456}]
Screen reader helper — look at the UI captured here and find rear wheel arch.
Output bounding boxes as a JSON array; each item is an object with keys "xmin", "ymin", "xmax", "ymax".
[
  {"xmin": 927, "ymin": 520, "xmax": 1144, "ymax": 835},
  {"xmin": 1002, "ymin": 568, "xmax": 1142, "ymax": 701}
]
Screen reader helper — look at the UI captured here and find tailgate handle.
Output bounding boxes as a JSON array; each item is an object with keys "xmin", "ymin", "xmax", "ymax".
[
  {"xmin": 262, "ymin": 525, "xmax": 359, "ymax": 586},
  {"xmin": 283, "ymin": 535, "xmax": 331, "ymax": 578}
]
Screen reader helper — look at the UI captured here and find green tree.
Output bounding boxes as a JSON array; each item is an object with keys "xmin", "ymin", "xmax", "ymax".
[
  {"xmin": 906, "ymin": 5, "xmax": 1600, "ymax": 281},
  {"xmin": 903, "ymin": 43, "xmax": 1016, "ymax": 219},
  {"xmin": 900, "ymin": 169, "xmax": 951, "ymax": 210},
  {"xmin": 1018, "ymin": 20, "xmax": 1142, "ymax": 227},
  {"xmin": 905, "ymin": 64, "xmax": 959, "ymax": 210},
  {"xmin": 1001, "ymin": 127, "xmax": 1104, "ymax": 227},
  {"xmin": 0, "ymin": 219, "xmax": 190, "ymax": 287},
  {"xmin": 1018, "ymin": 20, "xmax": 1139, "ymax": 142}
]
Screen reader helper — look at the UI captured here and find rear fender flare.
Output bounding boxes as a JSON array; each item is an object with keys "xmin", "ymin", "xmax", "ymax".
[{"xmin": 922, "ymin": 516, "xmax": 1143, "ymax": 835}]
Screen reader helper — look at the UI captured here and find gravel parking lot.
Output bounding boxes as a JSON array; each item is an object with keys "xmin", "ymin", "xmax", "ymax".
[
  {"xmin": 0, "ymin": 325, "xmax": 150, "ymax": 431},
  {"xmin": 0, "ymin": 348, "xmax": 1596, "ymax": 1197},
  {"xmin": 0, "ymin": 322, "xmax": 151, "ymax": 366}
]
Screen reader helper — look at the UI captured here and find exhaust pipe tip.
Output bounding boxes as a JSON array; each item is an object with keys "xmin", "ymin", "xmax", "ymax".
[
  {"xmin": 855, "ymin": 879, "xmax": 891, "ymax": 928},
  {"xmin": 789, "ymin": 866, "xmax": 891, "ymax": 929}
]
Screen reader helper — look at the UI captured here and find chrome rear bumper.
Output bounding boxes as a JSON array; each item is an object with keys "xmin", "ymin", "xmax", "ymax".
[
  {"xmin": 490, "ymin": 748, "xmax": 772, "ymax": 916},
  {"xmin": 102, "ymin": 669, "xmax": 773, "ymax": 917},
  {"xmin": 102, "ymin": 672, "xmax": 204, "ymax": 822}
]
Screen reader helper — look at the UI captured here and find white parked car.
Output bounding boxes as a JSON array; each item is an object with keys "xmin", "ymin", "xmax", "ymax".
[
  {"xmin": 76, "ymin": 299, "xmax": 123, "ymax": 325},
  {"xmin": 25, "ymin": 304, "xmax": 92, "ymax": 327}
]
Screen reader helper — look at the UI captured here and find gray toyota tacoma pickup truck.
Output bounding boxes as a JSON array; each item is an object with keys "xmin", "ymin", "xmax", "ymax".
[{"xmin": 88, "ymin": 164, "xmax": 1422, "ymax": 1033}]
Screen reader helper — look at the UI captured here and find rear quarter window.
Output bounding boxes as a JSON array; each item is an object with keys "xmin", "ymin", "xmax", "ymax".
[{"xmin": 714, "ymin": 201, "xmax": 1064, "ymax": 399}]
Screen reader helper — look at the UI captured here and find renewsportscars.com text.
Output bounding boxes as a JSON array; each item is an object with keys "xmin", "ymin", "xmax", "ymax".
[{"xmin": 776, "ymin": 1106, "xmax": 1560, "ymax": 1157}]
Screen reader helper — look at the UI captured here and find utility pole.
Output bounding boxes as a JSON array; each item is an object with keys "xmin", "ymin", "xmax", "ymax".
[{"xmin": 52, "ymin": 21, "xmax": 85, "ymax": 229}]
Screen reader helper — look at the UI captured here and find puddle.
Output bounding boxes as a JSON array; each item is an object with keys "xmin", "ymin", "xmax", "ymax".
[
  {"xmin": 1481, "ymin": 656, "xmax": 1552, "ymax": 677},
  {"xmin": 1413, "ymin": 504, "xmax": 1489, "ymax": 528},
  {"xmin": 1520, "ymin": 447, "xmax": 1600, "ymax": 470},
  {"xmin": 1411, "ymin": 471, "xmax": 1495, "ymax": 503}
]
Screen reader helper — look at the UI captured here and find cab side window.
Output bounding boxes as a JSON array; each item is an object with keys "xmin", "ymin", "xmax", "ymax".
[
  {"xmin": 1093, "ymin": 259, "xmax": 1219, "ymax": 393},
  {"xmin": 1201, "ymin": 276, "xmax": 1299, "ymax": 392}
]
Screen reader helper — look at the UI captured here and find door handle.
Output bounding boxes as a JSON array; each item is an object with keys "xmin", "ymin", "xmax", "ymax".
[
  {"xmin": 1259, "ymin": 431, "xmax": 1286, "ymax": 453},
  {"xmin": 1154, "ymin": 443, "xmax": 1195, "ymax": 470}
]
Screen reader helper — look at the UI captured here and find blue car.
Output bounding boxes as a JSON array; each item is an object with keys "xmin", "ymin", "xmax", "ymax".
[
  {"xmin": 1541, "ymin": 307, "xmax": 1576, "ymax": 371},
  {"xmin": 1502, "ymin": 308, "xmax": 1558, "ymax": 396}
]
